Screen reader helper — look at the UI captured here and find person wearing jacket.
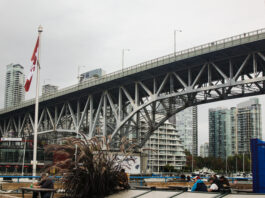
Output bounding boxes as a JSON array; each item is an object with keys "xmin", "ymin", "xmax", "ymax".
[
  {"xmin": 191, "ymin": 176, "xmax": 207, "ymax": 192},
  {"xmin": 208, "ymin": 177, "xmax": 219, "ymax": 192}
]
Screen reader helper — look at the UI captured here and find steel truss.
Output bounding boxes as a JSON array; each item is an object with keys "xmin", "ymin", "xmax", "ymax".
[{"xmin": 0, "ymin": 50, "xmax": 265, "ymax": 149}]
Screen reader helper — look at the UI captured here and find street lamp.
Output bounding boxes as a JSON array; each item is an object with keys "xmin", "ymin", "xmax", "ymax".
[
  {"xmin": 122, "ymin": 49, "xmax": 130, "ymax": 70},
  {"xmin": 43, "ymin": 78, "xmax": 51, "ymax": 85},
  {"xmin": 77, "ymin": 65, "xmax": 86, "ymax": 83},
  {"xmin": 174, "ymin": 29, "xmax": 182, "ymax": 54},
  {"xmin": 191, "ymin": 151, "xmax": 194, "ymax": 173}
]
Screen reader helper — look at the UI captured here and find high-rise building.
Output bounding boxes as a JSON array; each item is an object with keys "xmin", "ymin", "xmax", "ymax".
[
  {"xmin": 143, "ymin": 121, "xmax": 186, "ymax": 173},
  {"xmin": 4, "ymin": 64, "xmax": 25, "ymax": 108},
  {"xmin": 209, "ymin": 108, "xmax": 232, "ymax": 159},
  {"xmin": 236, "ymin": 98, "xmax": 262, "ymax": 154},
  {"xmin": 42, "ymin": 84, "xmax": 58, "ymax": 95},
  {"xmin": 175, "ymin": 106, "xmax": 198, "ymax": 156},
  {"xmin": 209, "ymin": 98, "xmax": 262, "ymax": 159},
  {"xmin": 200, "ymin": 143, "xmax": 209, "ymax": 158}
]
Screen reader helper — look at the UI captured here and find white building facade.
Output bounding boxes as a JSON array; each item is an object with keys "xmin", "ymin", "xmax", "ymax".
[
  {"xmin": 143, "ymin": 121, "xmax": 186, "ymax": 173},
  {"xmin": 200, "ymin": 143, "xmax": 209, "ymax": 158}
]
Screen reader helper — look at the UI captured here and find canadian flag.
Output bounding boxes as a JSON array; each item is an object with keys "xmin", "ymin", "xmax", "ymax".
[{"xmin": 24, "ymin": 36, "xmax": 39, "ymax": 92}]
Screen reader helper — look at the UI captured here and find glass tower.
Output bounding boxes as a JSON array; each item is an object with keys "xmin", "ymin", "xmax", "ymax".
[
  {"xmin": 236, "ymin": 98, "xmax": 262, "ymax": 154},
  {"xmin": 209, "ymin": 108, "xmax": 231, "ymax": 159},
  {"xmin": 175, "ymin": 106, "xmax": 198, "ymax": 156},
  {"xmin": 4, "ymin": 64, "xmax": 25, "ymax": 108},
  {"xmin": 209, "ymin": 98, "xmax": 262, "ymax": 159}
]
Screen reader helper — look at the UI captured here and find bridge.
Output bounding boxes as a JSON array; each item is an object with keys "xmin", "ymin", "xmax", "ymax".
[{"xmin": 0, "ymin": 28, "xmax": 265, "ymax": 149}]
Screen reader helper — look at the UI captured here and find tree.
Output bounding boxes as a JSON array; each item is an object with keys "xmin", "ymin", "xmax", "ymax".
[{"xmin": 163, "ymin": 164, "xmax": 175, "ymax": 172}]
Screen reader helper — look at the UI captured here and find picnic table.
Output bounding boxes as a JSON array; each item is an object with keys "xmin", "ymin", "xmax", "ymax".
[{"xmin": 20, "ymin": 187, "xmax": 57, "ymax": 198}]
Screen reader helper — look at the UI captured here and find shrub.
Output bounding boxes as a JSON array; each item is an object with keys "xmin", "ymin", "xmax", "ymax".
[{"xmin": 45, "ymin": 134, "xmax": 135, "ymax": 198}]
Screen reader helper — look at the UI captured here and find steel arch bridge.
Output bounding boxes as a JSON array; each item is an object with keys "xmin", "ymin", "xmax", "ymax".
[{"xmin": 0, "ymin": 28, "xmax": 265, "ymax": 150}]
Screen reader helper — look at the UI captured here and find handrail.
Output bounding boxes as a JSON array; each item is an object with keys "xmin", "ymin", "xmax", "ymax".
[
  {"xmin": 0, "ymin": 175, "xmax": 253, "ymax": 180},
  {"xmin": 0, "ymin": 175, "xmax": 252, "ymax": 184},
  {"xmin": 1, "ymin": 28, "xmax": 265, "ymax": 114},
  {"xmin": 129, "ymin": 176, "xmax": 252, "ymax": 180}
]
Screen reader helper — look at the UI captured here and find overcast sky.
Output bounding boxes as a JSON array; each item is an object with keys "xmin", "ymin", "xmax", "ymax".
[{"xmin": 0, "ymin": 0, "xmax": 265, "ymax": 147}]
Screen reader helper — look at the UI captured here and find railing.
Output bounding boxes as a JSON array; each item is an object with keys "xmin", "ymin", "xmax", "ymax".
[
  {"xmin": 129, "ymin": 176, "xmax": 252, "ymax": 186},
  {"xmin": 1, "ymin": 28, "xmax": 265, "ymax": 114},
  {"xmin": 0, "ymin": 175, "xmax": 62, "ymax": 183},
  {"xmin": 0, "ymin": 175, "xmax": 252, "ymax": 186}
]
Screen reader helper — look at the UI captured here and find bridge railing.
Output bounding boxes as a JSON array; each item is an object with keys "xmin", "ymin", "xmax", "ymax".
[{"xmin": 1, "ymin": 28, "xmax": 265, "ymax": 114}]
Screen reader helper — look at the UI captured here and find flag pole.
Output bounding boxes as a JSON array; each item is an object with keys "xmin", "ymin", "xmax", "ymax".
[{"xmin": 32, "ymin": 25, "xmax": 43, "ymax": 179}]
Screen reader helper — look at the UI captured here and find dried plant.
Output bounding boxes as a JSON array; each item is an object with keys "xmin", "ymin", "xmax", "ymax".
[{"xmin": 45, "ymin": 133, "xmax": 135, "ymax": 198}]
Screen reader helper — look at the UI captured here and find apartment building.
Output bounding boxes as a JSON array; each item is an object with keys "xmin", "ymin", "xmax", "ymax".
[
  {"xmin": 200, "ymin": 142, "xmax": 209, "ymax": 158},
  {"xmin": 209, "ymin": 98, "xmax": 262, "ymax": 159},
  {"xmin": 175, "ymin": 106, "xmax": 198, "ymax": 156},
  {"xmin": 143, "ymin": 121, "xmax": 186, "ymax": 173}
]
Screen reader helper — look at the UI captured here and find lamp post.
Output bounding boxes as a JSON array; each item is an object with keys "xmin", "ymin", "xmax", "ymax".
[
  {"xmin": 191, "ymin": 153, "xmax": 193, "ymax": 173},
  {"xmin": 77, "ymin": 65, "xmax": 86, "ymax": 83},
  {"xmin": 243, "ymin": 153, "xmax": 245, "ymax": 173},
  {"xmin": 226, "ymin": 154, "xmax": 228, "ymax": 175},
  {"xmin": 174, "ymin": 29, "xmax": 182, "ymax": 54},
  {"xmin": 43, "ymin": 78, "xmax": 51, "ymax": 85},
  {"xmin": 122, "ymin": 49, "xmax": 130, "ymax": 70}
]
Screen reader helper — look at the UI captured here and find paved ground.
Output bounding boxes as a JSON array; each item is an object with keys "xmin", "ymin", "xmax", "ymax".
[{"xmin": 0, "ymin": 195, "xmax": 18, "ymax": 198}]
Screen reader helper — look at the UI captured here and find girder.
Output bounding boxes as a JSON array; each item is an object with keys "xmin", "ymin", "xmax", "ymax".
[{"xmin": 0, "ymin": 29, "xmax": 265, "ymax": 149}]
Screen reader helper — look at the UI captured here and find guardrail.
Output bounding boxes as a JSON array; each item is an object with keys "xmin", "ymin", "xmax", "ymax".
[
  {"xmin": 0, "ymin": 175, "xmax": 62, "ymax": 183},
  {"xmin": 0, "ymin": 175, "xmax": 252, "ymax": 185},
  {"xmin": 129, "ymin": 176, "xmax": 252, "ymax": 186},
  {"xmin": 1, "ymin": 28, "xmax": 265, "ymax": 114}
]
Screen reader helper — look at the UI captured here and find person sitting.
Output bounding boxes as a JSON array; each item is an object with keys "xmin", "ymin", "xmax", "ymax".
[
  {"xmin": 118, "ymin": 169, "xmax": 130, "ymax": 189},
  {"xmin": 219, "ymin": 175, "xmax": 230, "ymax": 188},
  {"xmin": 191, "ymin": 176, "xmax": 207, "ymax": 192},
  {"xmin": 207, "ymin": 177, "xmax": 219, "ymax": 192},
  {"xmin": 180, "ymin": 174, "xmax": 186, "ymax": 182},
  {"xmin": 32, "ymin": 173, "xmax": 54, "ymax": 198},
  {"xmin": 212, "ymin": 174, "xmax": 222, "ymax": 189}
]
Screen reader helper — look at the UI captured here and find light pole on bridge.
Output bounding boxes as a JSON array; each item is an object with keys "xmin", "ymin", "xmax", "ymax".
[
  {"xmin": 174, "ymin": 29, "xmax": 182, "ymax": 55},
  {"xmin": 122, "ymin": 48, "xmax": 130, "ymax": 70},
  {"xmin": 77, "ymin": 65, "xmax": 86, "ymax": 83}
]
